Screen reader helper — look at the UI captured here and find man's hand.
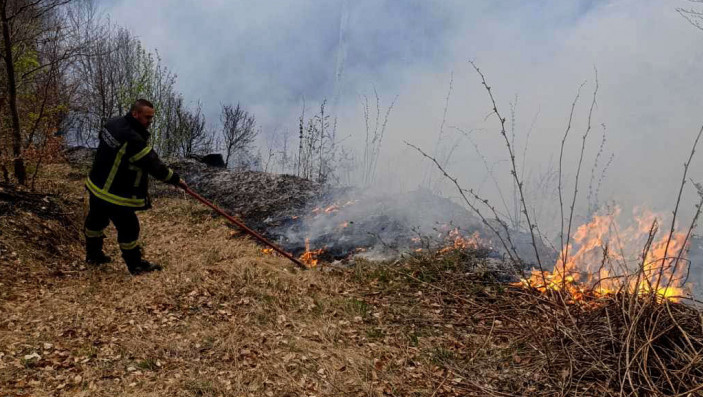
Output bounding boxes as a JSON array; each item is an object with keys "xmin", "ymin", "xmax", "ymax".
[{"xmin": 178, "ymin": 179, "xmax": 189, "ymax": 190}]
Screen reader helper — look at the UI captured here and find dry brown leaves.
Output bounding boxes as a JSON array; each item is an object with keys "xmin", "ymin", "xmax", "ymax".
[{"xmin": 1, "ymin": 164, "xmax": 701, "ymax": 396}]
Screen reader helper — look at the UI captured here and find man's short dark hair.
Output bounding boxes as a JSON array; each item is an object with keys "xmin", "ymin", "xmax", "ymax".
[{"xmin": 130, "ymin": 99, "xmax": 154, "ymax": 112}]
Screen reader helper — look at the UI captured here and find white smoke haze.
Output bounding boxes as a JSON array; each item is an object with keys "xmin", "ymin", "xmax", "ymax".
[{"xmin": 102, "ymin": 0, "xmax": 703, "ymax": 283}]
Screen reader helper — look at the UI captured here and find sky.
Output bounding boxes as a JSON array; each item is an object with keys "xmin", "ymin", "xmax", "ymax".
[{"xmin": 102, "ymin": 0, "xmax": 703, "ymax": 235}]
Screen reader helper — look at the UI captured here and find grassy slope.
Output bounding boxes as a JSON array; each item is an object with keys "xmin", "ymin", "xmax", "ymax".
[
  {"xmin": 0, "ymin": 164, "xmax": 501, "ymax": 397},
  {"xmin": 2, "ymin": 164, "xmax": 701, "ymax": 396}
]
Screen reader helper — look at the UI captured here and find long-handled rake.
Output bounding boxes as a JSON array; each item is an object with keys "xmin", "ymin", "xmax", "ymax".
[{"xmin": 182, "ymin": 186, "xmax": 307, "ymax": 269}]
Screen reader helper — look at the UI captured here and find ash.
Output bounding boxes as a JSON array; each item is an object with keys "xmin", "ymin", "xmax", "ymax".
[
  {"xmin": 270, "ymin": 188, "xmax": 485, "ymax": 260},
  {"xmin": 170, "ymin": 158, "xmax": 546, "ymax": 266},
  {"xmin": 169, "ymin": 158, "xmax": 492, "ymax": 260},
  {"xmin": 170, "ymin": 158, "xmax": 322, "ymax": 230}
]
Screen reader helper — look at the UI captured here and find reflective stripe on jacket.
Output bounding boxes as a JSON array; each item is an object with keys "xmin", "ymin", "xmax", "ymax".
[{"xmin": 86, "ymin": 114, "xmax": 180, "ymax": 209}]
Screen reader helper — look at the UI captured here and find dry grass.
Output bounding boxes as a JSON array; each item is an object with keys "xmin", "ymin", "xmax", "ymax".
[{"xmin": 1, "ymin": 164, "xmax": 702, "ymax": 396}]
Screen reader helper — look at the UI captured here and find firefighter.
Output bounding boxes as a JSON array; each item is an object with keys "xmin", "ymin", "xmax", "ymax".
[{"xmin": 84, "ymin": 99, "xmax": 187, "ymax": 275}]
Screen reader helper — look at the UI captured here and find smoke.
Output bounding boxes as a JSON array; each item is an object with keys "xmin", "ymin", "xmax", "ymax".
[
  {"xmin": 273, "ymin": 188, "xmax": 484, "ymax": 260},
  {"xmin": 103, "ymin": 0, "xmax": 703, "ymax": 283}
]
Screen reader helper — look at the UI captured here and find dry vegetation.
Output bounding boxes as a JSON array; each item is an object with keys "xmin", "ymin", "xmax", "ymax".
[{"xmin": 1, "ymin": 164, "xmax": 702, "ymax": 397}]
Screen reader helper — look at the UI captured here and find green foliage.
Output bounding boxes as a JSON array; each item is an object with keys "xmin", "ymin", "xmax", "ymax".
[
  {"xmin": 12, "ymin": 46, "xmax": 40, "ymax": 74},
  {"xmin": 136, "ymin": 357, "xmax": 159, "ymax": 371},
  {"xmin": 70, "ymin": 25, "xmax": 211, "ymax": 157},
  {"xmin": 346, "ymin": 298, "xmax": 370, "ymax": 317},
  {"xmin": 366, "ymin": 328, "xmax": 386, "ymax": 340},
  {"xmin": 429, "ymin": 347, "xmax": 455, "ymax": 365},
  {"xmin": 184, "ymin": 380, "xmax": 217, "ymax": 396}
]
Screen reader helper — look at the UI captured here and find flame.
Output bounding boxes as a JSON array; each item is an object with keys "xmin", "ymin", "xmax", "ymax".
[
  {"xmin": 408, "ymin": 227, "xmax": 489, "ymax": 255},
  {"xmin": 310, "ymin": 200, "xmax": 358, "ymax": 217},
  {"xmin": 439, "ymin": 228, "xmax": 484, "ymax": 253},
  {"xmin": 299, "ymin": 238, "xmax": 325, "ymax": 268},
  {"xmin": 519, "ymin": 208, "xmax": 689, "ymax": 303},
  {"xmin": 261, "ymin": 248, "xmax": 274, "ymax": 255}
]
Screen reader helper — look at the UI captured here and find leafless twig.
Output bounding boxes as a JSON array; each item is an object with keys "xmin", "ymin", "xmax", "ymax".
[{"xmin": 470, "ymin": 61, "xmax": 544, "ymax": 276}]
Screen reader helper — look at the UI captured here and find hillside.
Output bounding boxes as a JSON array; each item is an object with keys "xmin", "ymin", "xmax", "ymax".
[{"xmin": 1, "ymin": 162, "xmax": 702, "ymax": 396}]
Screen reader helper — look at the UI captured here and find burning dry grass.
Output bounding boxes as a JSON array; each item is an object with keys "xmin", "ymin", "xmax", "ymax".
[
  {"xmin": 362, "ymin": 250, "xmax": 703, "ymax": 396},
  {"xmin": 519, "ymin": 207, "xmax": 693, "ymax": 304},
  {"xmin": 495, "ymin": 291, "xmax": 703, "ymax": 396},
  {"xmin": 1, "ymin": 164, "xmax": 702, "ymax": 396}
]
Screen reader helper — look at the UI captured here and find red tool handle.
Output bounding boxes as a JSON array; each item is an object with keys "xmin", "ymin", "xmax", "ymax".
[{"xmin": 183, "ymin": 186, "xmax": 307, "ymax": 269}]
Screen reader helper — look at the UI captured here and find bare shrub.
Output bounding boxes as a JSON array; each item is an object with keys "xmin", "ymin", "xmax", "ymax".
[
  {"xmin": 360, "ymin": 90, "xmax": 397, "ymax": 187},
  {"xmin": 678, "ymin": 0, "xmax": 703, "ymax": 30},
  {"xmin": 220, "ymin": 102, "xmax": 256, "ymax": 169}
]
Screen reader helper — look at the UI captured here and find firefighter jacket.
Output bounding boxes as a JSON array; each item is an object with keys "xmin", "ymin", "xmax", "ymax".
[{"xmin": 86, "ymin": 114, "xmax": 180, "ymax": 209}]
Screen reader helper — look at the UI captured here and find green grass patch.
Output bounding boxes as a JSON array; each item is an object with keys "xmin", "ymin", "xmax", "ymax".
[
  {"xmin": 429, "ymin": 347, "xmax": 455, "ymax": 366},
  {"xmin": 136, "ymin": 357, "xmax": 159, "ymax": 371},
  {"xmin": 366, "ymin": 327, "xmax": 386, "ymax": 340}
]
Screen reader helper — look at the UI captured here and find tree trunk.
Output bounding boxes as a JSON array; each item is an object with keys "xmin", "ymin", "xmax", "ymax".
[
  {"xmin": 1, "ymin": 1, "xmax": 27, "ymax": 184},
  {"xmin": 225, "ymin": 144, "xmax": 232, "ymax": 168},
  {"xmin": 297, "ymin": 117, "xmax": 303, "ymax": 177}
]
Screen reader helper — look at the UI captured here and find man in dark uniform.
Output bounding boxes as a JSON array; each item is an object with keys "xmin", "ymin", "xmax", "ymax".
[{"xmin": 84, "ymin": 99, "xmax": 187, "ymax": 275}]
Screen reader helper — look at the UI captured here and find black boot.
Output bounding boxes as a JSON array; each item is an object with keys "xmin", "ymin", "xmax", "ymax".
[
  {"xmin": 86, "ymin": 237, "xmax": 111, "ymax": 265},
  {"xmin": 122, "ymin": 247, "xmax": 162, "ymax": 275}
]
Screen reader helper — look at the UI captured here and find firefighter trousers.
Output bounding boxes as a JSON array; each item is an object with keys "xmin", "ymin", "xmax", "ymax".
[{"xmin": 84, "ymin": 193, "xmax": 141, "ymax": 258}]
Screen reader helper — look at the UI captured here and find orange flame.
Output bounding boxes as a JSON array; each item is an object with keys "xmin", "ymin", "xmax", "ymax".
[
  {"xmin": 439, "ymin": 228, "xmax": 484, "ymax": 253},
  {"xmin": 299, "ymin": 238, "xmax": 325, "ymax": 268},
  {"xmin": 310, "ymin": 200, "xmax": 358, "ymax": 217},
  {"xmin": 519, "ymin": 208, "xmax": 689, "ymax": 303}
]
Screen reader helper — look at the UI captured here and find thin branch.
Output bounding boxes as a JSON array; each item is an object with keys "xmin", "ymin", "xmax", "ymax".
[
  {"xmin": 563, "ymin": 69, "xmax": 599, "ymax": 284},
  {"xmin": 674, "ymin": 180, "xmax": 703, "ymax": 287},
  {"xmin": 470, "ymin": 60, "xmax": 544, "ymax": 275},
  {"xmin": 452, "ymin": 126, "xmax": 513, "ymax": 221},
  {"xmin": 655, "ymin": 124, "xmax": 703, "ymax": 293},
  {"xmin": 558, "ymin": 81, "xmax": 586, "ymax": 279},
  {"xmin": 405, "ymin": 141, "xmax": 525, "ymax": 276}
]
